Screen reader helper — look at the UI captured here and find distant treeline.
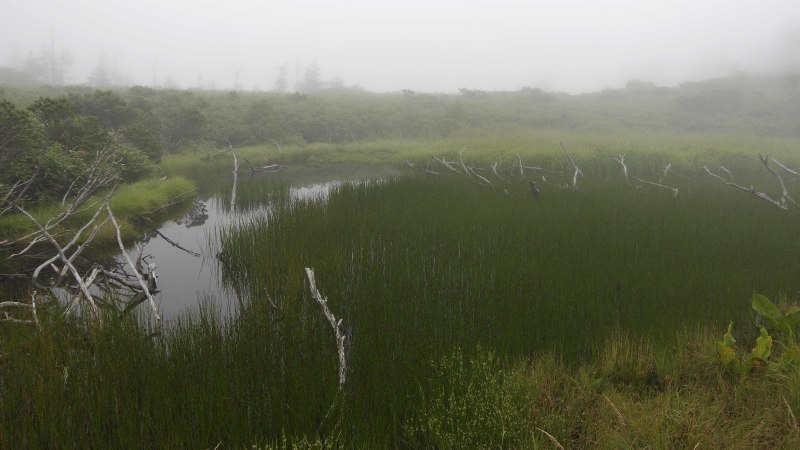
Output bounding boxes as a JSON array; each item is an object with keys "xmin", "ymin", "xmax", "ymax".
[{"xmin": 2, "ymin": 75, "xmax": 799, "ymax": 203}]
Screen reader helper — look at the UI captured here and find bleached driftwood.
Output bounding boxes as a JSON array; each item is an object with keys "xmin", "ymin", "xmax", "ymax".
[
  {"xmin": 0, "ymin": 291, "xmax": 40, "ymax": 327},
  {"xmin": 704, "ymin": 165, "xmax": 788, "ymax": 210},
  {"xmin": 16, "ymin": 206, "xmax": 99, "ymax": 312},
  {"xmin": 431, "ymin": 155, "xmax": 461, "ymax": 173},
  {"xmin": 108, "ymin": 204, "xmax": 161, "ymax": 331},
  {"xmin": 704, "ymin": 156, "xmax": 800, "ymax": 210},
  {"xmin": 491, "ymin": 161, "xmax": 503, "ymax": 180},
  {"xmin": 760, "ymin": 154, "xmax": 799, "ymax": 208},
  {"xmin": 243, "ymin": 157, "xmax": 286, "ymax": 173},
  {"xmin": 305, "ymin": 267, "xmax": 347, "ymax": 393},
  {"xmin": 269, "ymin": 138, "xmax": 283, "ymax": 153},
  {"xmin": 773, "ymin": 158, "xmax": 800, "ymax": 177},
  {"xmin": 458, "ymin": 148, "xmax": 470, "ymax": 177},
  {"xmin": 229, "ymin": 143, "xmax": 239, "ymax": 212},
  {"xmin": 632, "ymin": 176, "xmax": 679, "ymax": 197},
  {"xmin": 515, "ymin": 153, "xmax": 558, "ymax": 175},
  {"xmin": 659, "ymin": 162, "xmax": 689, "ymax": 183},
  {"xmin": 560, "ymin": 142, "xmax": 584, "ymax": 188},
  {"xmin": 613, "ymin": 154, "xmax": 628, "ymax": 182},
  {"xmin": 468, "ymin": 166, "xmax": 494, "ymax": 186}
]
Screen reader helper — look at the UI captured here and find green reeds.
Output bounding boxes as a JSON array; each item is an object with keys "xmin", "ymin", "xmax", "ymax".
[
  {"xmin": 214, "ymin": 172, "xmax": 800, "ymax": 443},
  {"xmin": 4, "ymin": 153, "xmax": 800, "ymax": 447}
]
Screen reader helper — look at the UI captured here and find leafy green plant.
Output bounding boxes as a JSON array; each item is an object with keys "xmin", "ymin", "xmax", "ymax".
[{"xmin": 717, "ymin": 294, "xmax": 800, "ymax": 374}]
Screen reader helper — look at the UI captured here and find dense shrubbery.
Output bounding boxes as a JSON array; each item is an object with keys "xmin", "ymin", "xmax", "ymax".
[
  {"xmin": 0, "ymin": 91, "xmax": 162, "ymax": 208},
  {"xmin": 3, "ymin": 74, "xmax": 800, "ymax": 157}
]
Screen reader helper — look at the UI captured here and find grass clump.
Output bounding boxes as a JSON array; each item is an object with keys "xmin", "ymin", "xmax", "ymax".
[
  {"xmin": 405, "ymin": 347, "xmax": 530, "ymax": 449},
  {"xmin": 107, "ymin": 175, "xmax": 195, "ymax": 217}
]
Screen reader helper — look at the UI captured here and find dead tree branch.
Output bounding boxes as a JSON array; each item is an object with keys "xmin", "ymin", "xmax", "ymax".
[
  {"xmin": 458, "ymin": 148, "xmax": 470, "ymax": 177},
  {"xmin": 659, "ymin": 162, "xmax": 689, "ymax": 183},
  {"xmin": 242, "ymin": 157, "xmax": 286, "ymax": 174},
  {"xmin": 108, "ymin": 204, "xmax": 161, "ymax": 331},
  {"xmin": 773, "ymin": 158, "xmax": 800, "ymax": 177},
  {"xmin": 491, "ymin": 161, "xmax": 503, "ymax": 180},
  {"xmin": 305, "ymin": 267, "xmax": 347, "ymax": 393},
  {"xmin": 431, "ymin": 155, "xmax": 461, "ymax": 174},
  {"xmin": 515, "ymin": 153, "xmax": 559, "ymax": 176},
  {"xmin": 0, "ymin": 291, "xmax": 40, "ymax": 327},
  {"xmin": 468, "ymin": 166, "xmax": 494, "ymax": 186},
  {"xmin": 760, "ymin": 154, "xmax": 799, "ymax": 208},
  {"xmin": 613, "ymin": 154, "xmax": 628, "ymax": 182},
  {"xmin": 228, "ymin": 139, "xmax": 239, "ymax": 212},
  {"xmin": 560, "ymin": 142, "xmax": 584, "ymax": 188},
  {"xmin": 704, "ymin": 165, "xmax": 787, "ymax": 210},
  {"xmin": 632, "ymin": 176, "xmax": 679, "ymax": 197},
  {"xmin": 16, "ymin": 206, "xmax": 99, "ymax": 312},
  {"xmin": 269, "ymin": 138, "xmax": 283, "ymax": 153}
]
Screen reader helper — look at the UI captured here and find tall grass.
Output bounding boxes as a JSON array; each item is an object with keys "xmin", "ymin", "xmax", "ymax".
[
  {"xmin": 4, "ymin": 151, "xmax": 800, "ymax": 447},
  {"xmin": 213, "ymin": 171, "xmax": 800, "ymax": 443}
]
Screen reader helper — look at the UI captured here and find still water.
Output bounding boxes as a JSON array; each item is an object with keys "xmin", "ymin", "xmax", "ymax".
[{"xmin": 123, "ymin": 167, "xmax": 395, "ymax": 319}]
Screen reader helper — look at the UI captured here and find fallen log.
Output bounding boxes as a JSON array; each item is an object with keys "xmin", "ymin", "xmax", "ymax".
[{"xmin": 243, "ymin": 157, "xmax": 287, "ymax": 173}]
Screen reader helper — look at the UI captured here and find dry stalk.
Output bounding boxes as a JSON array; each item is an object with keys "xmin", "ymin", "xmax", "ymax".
[
  {"xmin": 603, "ymin": 393, "xmax": 627, "ymax": 427},
  {"xmin": 785, "ymin": 397, "xmax": 799, "ymax": 432},
  {"xmin": 536, "ymin": 427, "xmax": 565, "ymax": 450}
]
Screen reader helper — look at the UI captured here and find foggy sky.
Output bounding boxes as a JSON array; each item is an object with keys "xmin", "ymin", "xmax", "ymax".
[{"xmin": 2, "ymin": 0, "xmax": 799, "ymax": 93}]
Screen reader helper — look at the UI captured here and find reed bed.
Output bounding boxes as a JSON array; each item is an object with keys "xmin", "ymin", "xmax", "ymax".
[
  {"xmin": 4, "ymin": 152, "xmax": 800, "ymax": 447},
  {"xmin": 215, "ymin": 170, "xmax": 800, "ymax": 444}
]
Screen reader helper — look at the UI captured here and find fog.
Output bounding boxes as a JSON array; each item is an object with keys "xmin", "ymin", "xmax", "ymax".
[{"xmin": 2, "ymin": 0, "xmax": 799, "ymax": 93}]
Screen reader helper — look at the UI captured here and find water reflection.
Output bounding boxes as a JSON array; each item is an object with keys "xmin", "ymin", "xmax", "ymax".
[
  {"xmin": 174, "ymin": 201, "xmax": 209, "ymax": 228},
  {"xmin": 122, "ymin": 167, "xmax": 396, "ymax": 319},
  {"xmin": 290, "ymin": 182, "xmax": 341, "ymax": 202}
]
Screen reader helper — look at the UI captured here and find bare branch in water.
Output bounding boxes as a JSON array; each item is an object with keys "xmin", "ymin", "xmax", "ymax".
[{"xmin": 560, "ymin": 142, "xmax": 584, "ymax": 188}]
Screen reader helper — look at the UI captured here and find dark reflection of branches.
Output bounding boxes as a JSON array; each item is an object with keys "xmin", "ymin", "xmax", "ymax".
[
  {"xmin": 175, "ymin": 200, "xmax": 209, "ymax": 228},
  {"xmin": 134, "ymin": 211, "xmax": 202, "ymax": 258}
]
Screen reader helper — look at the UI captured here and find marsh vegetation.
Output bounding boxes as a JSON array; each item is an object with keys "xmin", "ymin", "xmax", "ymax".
[{"xmin": 4, "ymin": 80, "xmax": 800, "ymax": 447}]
